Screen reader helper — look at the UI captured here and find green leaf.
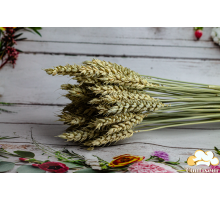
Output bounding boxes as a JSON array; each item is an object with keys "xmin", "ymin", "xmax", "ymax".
[
  {"xmin": 14, "ymin": 151, "xmax": 35, "ymax": 158},
  {"xmin": 0, "ymin": 136, "xmax": 18, "ymax": 140},
  {"xmin": 165, "ymin": 161, "xmax": 179, "ymax": 165},
  {"xmin": 158, "ymin": 157, "xmax": 164, "ymax": 162},
  {"xmin": 27, "ymin": 27, "xmax": 42, "ymax": 37},
  {"xmin": 194, "ymin": 27, "xmax": 203, "ymax": 30},
  {"xmin": 60, "ymin": 161, "xmax": 84, "ymax": 169},
  {"xmin": 0, "ymin": 102, "xmax": 13, "ymax": 105},
  {"xmin": 0, "ymin": 161, "xmax": 15, "ymax": 172},
  {"xmin": 165, "ymin": 158, "xmax": 180, "ymax": 165},
  {"xmin": 0, "ymin": 154, "xmax": 8, "ymax": 158},
  {"xmin": 74, "ymin": 168, "xmax": 99, "ymax": 173},
  {"xmin": 214, "ymin": 146, "xmax": 220, "ymax": 155},
  {"xmin": 17, "ymin": 165, "xmax": 46, "ymax": 173},
  {"xmin": 15, "ymin": 49, "xmax": 23, "ymax": 53},
  {"xmin": 14, "ymin": 33, "xmax": 23, "ymax": 39},
  {"xmin": 15, "ymin": 38, "xmax": 27, "ymax": 41},
  {"xmin": 0, "ymin": 108, "xmax": 14, "ymax": 113},
  {"xmin": 145, "ymin": 155, "xmax": 155, "ymax": 161}
]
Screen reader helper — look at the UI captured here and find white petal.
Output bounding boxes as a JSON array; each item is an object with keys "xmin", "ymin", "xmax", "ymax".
[
  {"xmin": 211, "ymin": 31, "xmax": 216, "ymax": 38},
  {"xmin": 214, "ymin": 37, "xmax": 219, "ymax": 43},
  {"xmin": 92, "ymin": 166, "xmax": 102, "ymax": 170}
]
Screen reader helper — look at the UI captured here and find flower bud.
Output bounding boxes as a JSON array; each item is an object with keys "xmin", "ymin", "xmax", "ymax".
[
  {"xmin": 32, "ymin": 164, "xmax": 39, "ymax": 168},
  {"xmin": 101, "ymin": 165, "xmax": 108, "ymax": 170},
  {"xmin": 19, "ymin": 158, "xmax": 29, "ymax": 162}
]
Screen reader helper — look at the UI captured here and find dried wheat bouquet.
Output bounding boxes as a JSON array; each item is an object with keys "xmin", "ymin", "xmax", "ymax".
[{"xmin": 44, "ymin": 59, "xmax": 220, "ymax": 149}]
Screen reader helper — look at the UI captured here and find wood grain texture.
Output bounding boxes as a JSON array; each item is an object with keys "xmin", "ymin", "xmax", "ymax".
[
  {"xmin": 1, "ymin": 27, "xmax": 220, "ymax": 172},
  {"xmin": 1, "ymin": 123, "xmax": 220, "ymax": 148},
  {"xmin": 1, "ymin": 54, "xmax": 220, "ymax": 104},
  {"xmin": 17, "ymin": 41, "xmax": 220, "ymax": 60},
  {"xmin": 0, "ymin": 124, "xmax": 219, "ymax": 172},
  {"xmin": 18, "ymin": 28, "xmax": 219, "ymax": 60},
  {"xmin": 1, "ymin": 105, "xmax": 220, "ymax": 129},
  {"xmin": 23, "ymin": 27, "xmax": 213, "ymax": 42},
  {"xmin": 0, "ymin": 105, "xmax": 64, "ymax": 124}
]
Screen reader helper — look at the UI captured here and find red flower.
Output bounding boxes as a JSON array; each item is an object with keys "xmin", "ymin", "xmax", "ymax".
[
  {"xmin": 5, "ymin": 27, "xmax": 15, "ymax": 34},
  {"xmin": 195, "ymin": 30, "xmax": 203, "ymax": 40},
  {"xmin": 38, "ymin": 162, "xmax": 69, "ymax": 173},
  {"xmin": 32, "ymin": 164, "xmax": 40, "ymax": 168},
  {"xmin": 19, "ymin": 158, "xmax": 29, "ymax": 162}
]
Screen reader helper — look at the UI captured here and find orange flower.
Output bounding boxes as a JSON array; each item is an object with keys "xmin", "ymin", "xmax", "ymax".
[{"xmin": 109, "ymin": 154, "xmax": 145, "ymax": 167}]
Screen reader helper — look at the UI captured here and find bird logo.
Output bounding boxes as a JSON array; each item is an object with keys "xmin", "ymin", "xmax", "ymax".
[{"xmin": 187, "ymin": 150, "xmax": 219, "ymax": 166}]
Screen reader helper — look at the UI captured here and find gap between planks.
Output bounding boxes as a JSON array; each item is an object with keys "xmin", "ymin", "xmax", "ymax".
[
  {"xmin": 20, "ymin": 51, "xmax": 220, "ymax": 61},
  {"xmin": 23, "ymin": 39, "xmax": 217, "ymax": 48},
  {"xmin": 0, "ymin": 122, "xmax": 220, "ymax": 130},
  {"xmin": 0, "ymin": 140, "xmax": 215, "ymax": 151}
]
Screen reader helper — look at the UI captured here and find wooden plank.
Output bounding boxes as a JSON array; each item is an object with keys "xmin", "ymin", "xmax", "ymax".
[
  {"xmin": 24, "ymin": 38, "xmax": 216, "ymax": 48},
  {"xmin": 1, "ymin": 124, "xmax": 220, "ymax": 148},
  {"xmin": 23, "ymin": 27, "xmax": 214, "ymax": 43},
  {"xmin": 0, "ymin": 123, "xmax": 219, "ymax": 172},
  {"xmin": 0, "ymin": 105, "xmax": 64, "ymax": 124},
  {"xmin": 17, "ymin": 41, "xmax": 220, "ymax": 60},
  {"xmin": 1, "ymin": 105, "xmax": 220, "ymax": 129},
  {"xmin": 1, "ymin": 54, "xmax": 220, "ymax": 104}
]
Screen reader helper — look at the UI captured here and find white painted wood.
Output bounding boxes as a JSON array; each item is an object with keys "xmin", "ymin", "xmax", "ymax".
[
  {"xmin": 1, "ymin": 54, "xmax": 220, "ymax": 104},
  {"xmin": 17, "ymin": 41, "xmax": 220, "ymax": 60},
  {"xmin": 22, "ymin": 27, "xmax": 214, "ymax": 43},
  {"xmin": 26, "ymin": 37, "xmax": 217, "ymax": 48},
  {"xmin": 0, "ymin": 87, "xmax": 4, "ymax": 96},
  {"xmin": 0, "ymin": 79, "xmax": 4, "ymax": 96},
  {"xmin": 1, "ymin": 124, "xmax": 220, "ymax": 148},
  {"xmin": 1, "ymin": 27, "xmax": 220, "ymax": 172},
  {"xmin": 1, "ymin": 124, "xmax": 220, "ymax": 172},
  {"xmin": 0, "ymin": 105, "xmax": 64, "ymax": 124},
  {"xmin": 1, "ymin": 105, "xmax": 220, "ymax": 129}
]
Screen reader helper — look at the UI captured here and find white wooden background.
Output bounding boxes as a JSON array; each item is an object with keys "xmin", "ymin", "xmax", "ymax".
[{"xmin": 0, "ymin": 27, "xmax": 220, "ymax": 172}]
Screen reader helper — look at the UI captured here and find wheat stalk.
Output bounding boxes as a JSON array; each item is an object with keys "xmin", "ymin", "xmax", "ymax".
[
  {"xmin": 45, "ymin": 58, "xmax": 220, "ymax": 149},
  {"xmin": 83, "ymin": 130, "xmax": 134, "ymax": 146}
]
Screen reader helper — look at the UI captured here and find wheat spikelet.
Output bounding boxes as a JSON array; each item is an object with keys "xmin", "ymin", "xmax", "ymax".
[
  {"xmin": 61, "ymin": 84, "xmax": 89, "ymax": 98},
  {"xmin": 83, "ymin": 129, "xmax": 134, "ymax": 146},
  {"xmin": 44, "ymin": 64, "xmax": 79, "ymax": 76},
  {"xmin": 45, "ymin": 59, "xmax": 154, "ymax": 89},
  {"xmin": 88, "ymin": 84, "xmax": 130, "ymax": 95},
  {"xmin": 63, "ymin": 102, "xmax": 89, "ymax": 115},
  {"xmin": 58, "ymin": 112, "xmax": 87, "ymax": 126},
  {"xmin": 97, "ymin": 99, "xmax": 164, "ymax": 115},
  {"xmin": 60, "ymin": 84, "xmax": 74, "ymax": 90},
  {"xmin": 106, "ymin": 114, "xmax": 145, "ymax": 134},
  {"xmin": 88, "ymin": 84, "xmax": 153, "ymax": 97},
  {"xmin": 58, "ymin": 128, "xmax": 101, "ymax": 142},
  {"xmin": 89, "ymin": 91, "xmax": 152, "ymax": 104},
  {"xmin": 64, "ymin": 93, "xmax": 90, "ymax": 102},
  {"xmin": 88, "ymin": 112, "xmax": 144, "ymax": 130},
  {"xmin": 83, "ymin": 59, "xmax": 140, "ymax": 77},
  {"xmin": 83, "ymin": 107, "xmax": 98, "ymax": 116}
]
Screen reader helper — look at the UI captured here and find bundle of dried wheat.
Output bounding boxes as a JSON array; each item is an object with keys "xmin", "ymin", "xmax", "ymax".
[
  {"xmin": 45, "ymin": 59, "xmax": 164, "ymax": 149},
  {"xmin": 45, "ymin": 59, "xmax": 220, "ymax": 150}
]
